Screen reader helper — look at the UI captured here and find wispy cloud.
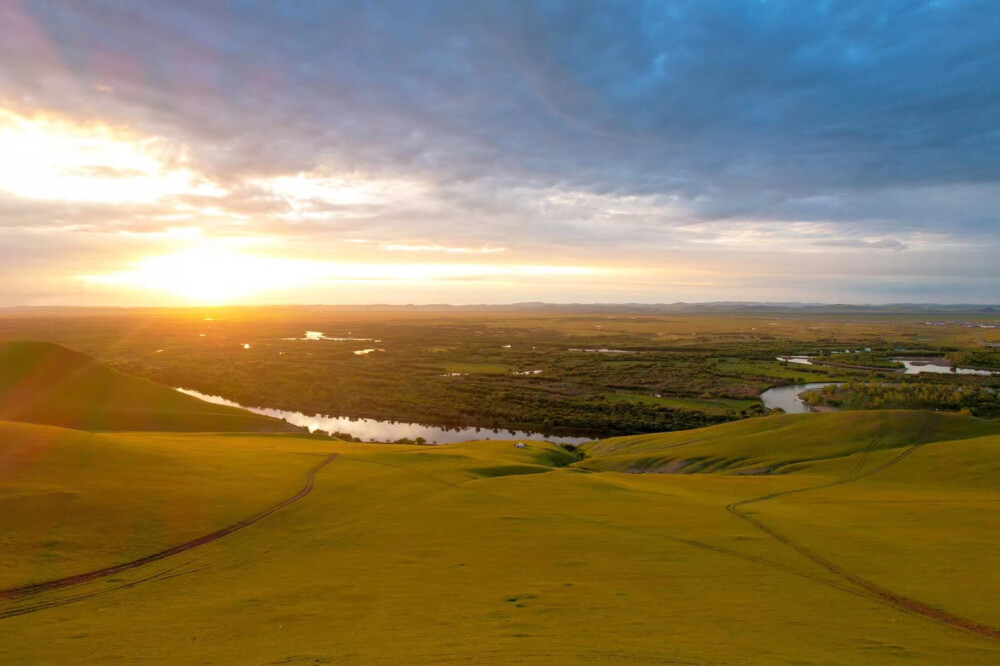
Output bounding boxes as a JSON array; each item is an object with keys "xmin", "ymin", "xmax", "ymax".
[
  {"xmin": 816, "ymin": 239, "xmax": 907, "ymax": 251},
  {"xmin": 0, "ymin": 1, "xmax": 997, "ymax": 304},
  {"xmin": 381, "ymin": 244, "xmax": 506, "ymax": 254}
]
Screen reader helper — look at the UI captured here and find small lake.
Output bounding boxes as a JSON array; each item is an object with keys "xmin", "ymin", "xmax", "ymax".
[
  {"xmin": 894, "ymin": 359, "xmax": 998, "ymax": 376},
  {"xmin": 776, "ymin": 356, "xmax": 813, "ymax": 365},
  {"xmin": 282, "ymin": 331, "xmax": 380, "ymax": 342},
  {"xmin": 760, "ymin": 382, "xmax": 841, "ymax": 414},
  {"xmin": 178, "ymin": 388, "xmax": 593, "ymax": 446}
]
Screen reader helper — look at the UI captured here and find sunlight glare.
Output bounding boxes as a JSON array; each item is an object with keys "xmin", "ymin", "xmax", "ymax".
[
  {"xmin": 0, "ymin": 109, "xmax": 224, "ymax": 203},
  {"xmin": 77, "ymin": 244, "xmax": 604, "ymax": 304}
]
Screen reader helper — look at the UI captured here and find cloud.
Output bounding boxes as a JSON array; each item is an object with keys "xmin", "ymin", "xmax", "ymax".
[
  {"xmin": 0, "ymin": 1, "xmax": 997, "ymax": 303},
  {"xmin": 815, "ymin": 238, "xmax": 907, "ymax": 251},
  {"xmin": 381, "ymin": 244, "xmax": 506, "ymax": 254}
]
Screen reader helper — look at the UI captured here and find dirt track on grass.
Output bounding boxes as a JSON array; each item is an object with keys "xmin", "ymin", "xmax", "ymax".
[
  {"xmin": 0, "ymin": 453, "xmax": 338, "ymax": 615},
  {"xmin": 726, "ymin": 435, "xmax": 1000, "ymax": 641}
]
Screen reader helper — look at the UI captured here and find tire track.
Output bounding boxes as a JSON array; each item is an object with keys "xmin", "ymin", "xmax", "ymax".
[
  {"xmin": 726, "ymin": 430, "xmax": 1000, "ymax": 641},
  {"xmin": 0, "ymin": 453, "xmax": 338, "ymax": 615}
]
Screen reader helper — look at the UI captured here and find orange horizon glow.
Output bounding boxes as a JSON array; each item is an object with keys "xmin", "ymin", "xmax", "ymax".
[{"xmin": 77, "ymin": 243, "xmax": 607, "ymax": 305}]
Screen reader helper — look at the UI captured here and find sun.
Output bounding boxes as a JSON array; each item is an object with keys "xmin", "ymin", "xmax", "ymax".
[
  {"xmin": 129, "ymin": 247, "xmax": 273, "ymax": 304},
  {"xmin": 80, "ymin": 246, "xmax": 325, "ymax": 305},
  {"xmin": 77, "ymin": 240, "xmax": 606, "ymax": 305}
]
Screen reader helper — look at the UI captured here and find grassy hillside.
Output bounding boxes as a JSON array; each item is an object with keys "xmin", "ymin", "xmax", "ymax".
[
  {"xmin": 3, "ymin": 411, "xmax": 1000, "ymax": 663},
  {"xmin": 0, "ymin": 341, "xmax": 299, "ymax": 432},
  {"xmin": 578, "ymin": 410, "xmax": 1000, "ymax": 474},
  {"xmin": 0, "ymin": 420, "xmax": 335, "ymax": 589}
]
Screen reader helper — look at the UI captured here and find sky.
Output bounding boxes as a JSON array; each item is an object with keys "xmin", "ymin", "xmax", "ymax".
[{"xmin": 0, "ymin": 0, "xmax": 998, "ymax": 306}]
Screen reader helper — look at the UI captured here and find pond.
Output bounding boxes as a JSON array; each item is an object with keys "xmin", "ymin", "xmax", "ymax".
[
  {"xmin": 282, "ymin": 331, "xmax": 380, "ymax": 341},
  {"xmin": 893, "ymin": 358, "xmax": 998, "ymax": 376},
  {"xmin": 775, "ymin": 356, "xmax": 813, "ymax": 365},
  {"xmin": 177, "ymin": 388, "xmax": 593, "ymax": 446},
  {"xmin": 760, "ymin": 382, "xmax": 842, "ymax": 414}
]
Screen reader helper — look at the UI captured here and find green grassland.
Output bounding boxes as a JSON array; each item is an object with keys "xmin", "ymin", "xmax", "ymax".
[
  {"xmin": 0, "ymin": 421, "xmax": 333, "ymax": 588},
  {"xmin": 604, "ymin": 391, "xmax": 758, "ymax": 414},
  {"xmin": 440, "ymin": 361, "xmax": 512, "ymax": 374},
  {"xmin": 4, "ymin": 409, "xmax": 1000, "ymax": 663},
  {"xmin": 579, "ymin": 410, "xmax": 1000, "ymax": 473}
]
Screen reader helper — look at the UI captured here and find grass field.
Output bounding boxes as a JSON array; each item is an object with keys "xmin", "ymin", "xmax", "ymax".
[
  {"xmin": 3, "ymin": 410, "xmax": 1000, "ymax": 663},
  {"xmin": 605, "ymin": 391, "xmax": 759, "ymax": 414},
  {"xmin": 0, "ymin": 421, "xmax": 332, "ymax": 589},
  {"xmin": 440, "ymin": 362, "xmax": 512, "ymax": 374}
]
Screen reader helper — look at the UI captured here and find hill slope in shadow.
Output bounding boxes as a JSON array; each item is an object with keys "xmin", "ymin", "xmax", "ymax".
[{"xmin": 0, "ymin": 341, "xmax": 300, "ymax": 432}]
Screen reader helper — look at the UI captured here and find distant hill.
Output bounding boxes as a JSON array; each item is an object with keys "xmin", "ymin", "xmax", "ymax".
[
  {"xmin": 0, "ymin": 341, "xmax": 301, "ymax": 432},
  {"xmin": 579, "ymin": 410, "xmax": 1000, "ymax": 474},
  {"xmin": 2, "ymin": 301, "xmax": 999, "ymax": 316}
]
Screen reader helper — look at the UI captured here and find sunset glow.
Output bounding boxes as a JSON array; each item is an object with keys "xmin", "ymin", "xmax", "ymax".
[
  {"xmin": 0, "ymin": 2, "xmax": 996, "ymax": 306},
  {"xmin": 78, "ymin": 243, "xmax": 603, "ymax": 304},
  {"xmin": 0, "ymin": 110, "xmax": 223, "ymax": 203}
]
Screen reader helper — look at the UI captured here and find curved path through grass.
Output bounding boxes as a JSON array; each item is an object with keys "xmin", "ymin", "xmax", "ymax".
[
  {"xmin": 0, "ymin": 453, "xmax": 338, "ymax": 617},
  {"xmin": 727, "ymin": 433, "xmax": 1000, "ymax": 641}
]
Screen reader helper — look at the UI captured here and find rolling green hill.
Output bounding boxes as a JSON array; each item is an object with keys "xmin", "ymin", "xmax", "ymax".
[
  {"xmin": 0, "ymin": 341, "xmax": 299, "ymax": 432},
  {"xmin": 2, "ymin": 378, "xmax": 1000, "ymax": 663},
  {"xmin": 0, "ymin": 420, "xmax": 333, "ymax": 589},
  {"xmin": 578, "ymin": 410, "xmax": 1000, "ymax": 474}
]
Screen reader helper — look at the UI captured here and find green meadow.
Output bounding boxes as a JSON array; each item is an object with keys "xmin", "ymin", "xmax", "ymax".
[{"xmin": 4, "ymin": 408, "xmax": 1000, "ymax": 663}]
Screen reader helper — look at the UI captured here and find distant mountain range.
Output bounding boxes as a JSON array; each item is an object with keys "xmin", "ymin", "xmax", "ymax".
[{"xmin": 2, "ymin": 302, "xmax": 998, "ymax": 315}]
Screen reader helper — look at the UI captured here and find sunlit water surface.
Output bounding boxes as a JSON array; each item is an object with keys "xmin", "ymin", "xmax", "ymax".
[{"xmin": 178, "ymin": 388, "xmax": 593, "ymax": 445}]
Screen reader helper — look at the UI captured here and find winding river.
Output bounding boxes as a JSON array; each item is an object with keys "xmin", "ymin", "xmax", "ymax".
[
  {"xmin": 759, "ymin": 382, "xmax": 841, "ymax": 414},
  {"xmin": 178, "ymin": 388, "xmax": 593, "ymax": 446}
]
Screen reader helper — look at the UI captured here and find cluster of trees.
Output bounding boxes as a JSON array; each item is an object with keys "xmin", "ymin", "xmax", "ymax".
[
  {"xmin": 120, "ymin": 341, "xmax": 757, "ymax": 437},
  {"xmin": 805, "ymin": 381, "xmax": 1000, "ymax": 417},
  {"xmin": 810, "ymin": 352, "xmax": 904, "ymax": 369},
  {"xmin": 946, "ymin": 350, "xmax": 1000, "ymax": 371}
]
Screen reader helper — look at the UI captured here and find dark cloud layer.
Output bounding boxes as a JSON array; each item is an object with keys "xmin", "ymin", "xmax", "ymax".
[
  {"xmin": 6, "ymin": 2, "xmax": 999, "ymax": 187},
  {"xmin": 0, "ymin": 1, "xmax": 997, "ymax": 303}
]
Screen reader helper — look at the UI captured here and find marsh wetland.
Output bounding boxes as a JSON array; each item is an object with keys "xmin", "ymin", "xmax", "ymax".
[{"xmin": 2, "ymin": 305, "xmax": 998, "ymax": 435}]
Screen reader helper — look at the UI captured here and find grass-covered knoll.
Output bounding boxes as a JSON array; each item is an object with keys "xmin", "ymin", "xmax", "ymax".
[
  {"xmin": 4, "ymin": 413, "xmax": 1000, "ymax": 663},
  {"xmin": 578, "ymin": 410, "xmax": 1000, "ymax": 474},
  {"xmin": 729, "ymin": 431, "xmax": 1000, "ymax": 634},
  {"xmin": 0, "ymin": 420, "xmax": 339, "ymax": 589},
  {"xmin": 0, "ymin": 341, "xmax": 298, "ymax": 432}
]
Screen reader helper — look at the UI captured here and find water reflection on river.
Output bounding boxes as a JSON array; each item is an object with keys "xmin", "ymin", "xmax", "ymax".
[
  {"xmin": 178, "ymin": 388, "xmax": 593, "ymax": 445},
  {"xmin": 775, "ymin": 356, "xmax": 813, "ymax": 365},
  {"xmin": 760, "ymin": 382, "xmax": 841, "ymax": 414},
  {"xmin": 282, "ymin": 331, "xmax": 380, "ymax": 342}
]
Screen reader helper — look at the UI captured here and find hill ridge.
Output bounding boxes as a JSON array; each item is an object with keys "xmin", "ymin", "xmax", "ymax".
[{"xmin": 0, "ymin": 341, "xmax": 300, "ymax": 433}]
